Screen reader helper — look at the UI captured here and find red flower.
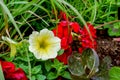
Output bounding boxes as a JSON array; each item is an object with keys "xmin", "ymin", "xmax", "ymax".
[
  {"xmin": 53, "ymin": 11, "xmax": 97, "ymax": 63},
  {"xmin": 78, "ymin": 47, "xmax": 84, "ymax": 54},
  {"xmin": 81, "ymin": 23, "xmax": 96, "ymax": 39},
  {"xmin": 0, "ymin": 60, "xmax": 27, "ymax": 80},
  {"xmin": 52, "ymin": 21, "xmax": 73, "ymax": 64},
  {"xmin": 81, "ymin": 38, "xmax": 96, "ymax": 49},
  {"xmin": 52, "ymin": 21, "xmax": 72, "ymax": 50},
  {"xmin": 57, "ymin": 47, "xmax": 72, "ymax": 64},
  {"xmin": 6, "ymin": 68, "xmax": 28, "ymax": 80},
  {"xmin": 79, "ymin": 23, "xmax": 97, "ymax": 53},
  {"xmin": 58, "ymin": 11, "xmax": 68, "ymax": 21},
  {"xmin": 1, "ymin": 61, "xmax": 15, "ymax": 74},
  {"xmin": 70, "ymin": 22, "xmax": 81, "ymax": 33}
]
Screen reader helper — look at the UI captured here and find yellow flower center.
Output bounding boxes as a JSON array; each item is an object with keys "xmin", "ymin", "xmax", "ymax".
[
  {"xmin": 39, "ymin": 41, "xmax": 46, "ymax": 49},
  {"xmin": 39, "ymin": 39, "xmax": 49, "ymax": 50}
]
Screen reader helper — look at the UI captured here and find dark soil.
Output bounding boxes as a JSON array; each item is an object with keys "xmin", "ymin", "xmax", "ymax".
[{"xmin": 96, "ymin": 29, "xmax": 120, "ymax": 66}]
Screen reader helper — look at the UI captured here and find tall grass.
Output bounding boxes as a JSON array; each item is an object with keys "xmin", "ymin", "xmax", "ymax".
[
  {"xmin": 0, "ymin": 0, "xmax": 117, "ymax": 39},
  {"xmin": 66, "ymin": 0, "xmax": 117, "ymax": 24},
  {"xmin": 0, "ymin": 0, "xmax": 50, "ymax": 40},
  {"xmin": 0, "ymin": 0, "xmax": 23, "ymax": 39}
]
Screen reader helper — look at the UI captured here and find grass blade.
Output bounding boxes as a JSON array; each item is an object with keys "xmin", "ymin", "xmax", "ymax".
[
  {"xmin": 0, "ymin": 0, "xmax": 23, "ymax": 39},
  {"xmin": 0, "ymin": 63, "xmax": 5, "ymax": 80}
]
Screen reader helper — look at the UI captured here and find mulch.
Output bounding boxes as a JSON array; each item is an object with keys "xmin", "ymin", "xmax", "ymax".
[{"xmin": 96, "ymin": 29, "xmax": 120, "ymax": 66}]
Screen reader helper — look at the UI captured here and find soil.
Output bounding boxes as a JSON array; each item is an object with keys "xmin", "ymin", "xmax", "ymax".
[{"xmin": 96, "ymin": 29, "xmax": 120, "ymax": 66}]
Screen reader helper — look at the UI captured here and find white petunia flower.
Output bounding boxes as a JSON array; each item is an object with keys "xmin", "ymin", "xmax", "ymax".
[{"xmin": 29, "ymin": 29, "xmax": 61, "ymax": 60}]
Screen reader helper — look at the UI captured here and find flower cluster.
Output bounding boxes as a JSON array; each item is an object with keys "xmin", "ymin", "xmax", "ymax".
[
  {"xmin": 52, "ymin": 11, "xmax": 97, "ymax": 64},
  {"xmin": 0, "ymin": 60, "xmax": 27, "ymax": 80},
  {"xmin": 28, "ymin": 11, "xmax": 96, "ymax": 65}
]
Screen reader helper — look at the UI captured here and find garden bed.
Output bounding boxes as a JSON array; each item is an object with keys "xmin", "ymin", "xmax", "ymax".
[{"xmin": 0, "ymin": 0, "xmax": 120, "ymax": 80}]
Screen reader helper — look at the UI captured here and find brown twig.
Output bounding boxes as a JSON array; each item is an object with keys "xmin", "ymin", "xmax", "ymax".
[{"xmin": 95, "ymin": 20, "xmax": 120, "ymax": 29}]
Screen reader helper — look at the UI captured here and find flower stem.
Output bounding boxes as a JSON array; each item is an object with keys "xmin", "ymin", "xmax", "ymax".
[
  {"xmin": 95, "ymin": 20, "xmax": 120, "ymax": 29},
  {"xmin": 25, "ymin": 47, "xmax": 32, "ymax": 80}
]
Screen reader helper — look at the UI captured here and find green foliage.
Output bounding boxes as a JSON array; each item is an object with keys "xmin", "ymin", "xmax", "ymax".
[
  {"xmin": 68, "ymin": 52, "xmax": 85, "ymax": 76},
  {"xmin": 0, "ymin": 0, "xmax": 50, "ymax": 40},
  {"xmin": 109, "ymin": 67, "xmax": 120, "ymax": 80},
  {"xmin": 0, "ymin": 39, "xmax": 71, "ymax": 80},
  {"xmin": 58, "ymin": 49, "xmax": 64, "ymax": 55},
  {"xmin": 67, "ymin": 0, "xmax": 117, "ymax": 24},
  {"xmin": 46, "ymin": 59, "xmax": 71, "ymax": 80},
  {"xmin": 108, "ymin": 22, "xmax": 120, "ymax": 36}
]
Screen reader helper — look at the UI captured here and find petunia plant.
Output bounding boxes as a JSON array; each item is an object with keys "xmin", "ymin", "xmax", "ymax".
[{"xmin": 0, "ymin": 10, "xmax": 111, "ymax": 80}]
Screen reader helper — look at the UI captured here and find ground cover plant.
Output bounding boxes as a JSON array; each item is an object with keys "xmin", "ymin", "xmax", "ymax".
[{"xmin": 0, "ymin": 0, "xmax": 120, "ymax": 80}]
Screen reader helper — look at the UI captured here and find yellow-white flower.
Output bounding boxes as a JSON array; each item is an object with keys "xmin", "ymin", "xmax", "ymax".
[{"xmin": 29, "ymin": 29, "xmax": 61, "ymax": 60}]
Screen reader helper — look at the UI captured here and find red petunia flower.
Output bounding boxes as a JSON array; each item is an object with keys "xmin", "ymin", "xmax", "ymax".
[
  {"xmin": 52, "ymin": 21, "xmax": 72, "ymax": 50},
  {"xmin": 70, "ymin": 22, "xmax": 81, "ymax": 33},
  {"xmin": 79, "ymin": 23, "xmax": 97, "ymax": 53},
  {"xmin": 52, "ymin": 21, "xmax": 73, "ymax": 64},
  {"xmin": 53, "ymin": 11, "xmax": 97, "ymax": 63},
  {"xmin": 6, "ymin": 68, "xmax": 28, "ymax": 80},
  {"xmin": 58, "ymin": 11, "xmax": 68, "ymax": 21},
  {"xmin": 81, "ymin": 23, "xmax": 97, "ymax": 39},
  {"xmin": 57, "ymin": 47, "xmax": 72, "ymax": 64},
  {"xmin": 1, "ymin": 61, "xmax": 15, "ymax": 75},
  {"xmin": 0, "ymin": 60, "xmax": 27, "ymax": 80}
]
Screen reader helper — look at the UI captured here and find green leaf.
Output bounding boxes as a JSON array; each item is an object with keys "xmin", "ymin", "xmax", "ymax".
[
  {"xmin": 10, "ymin": 43, "xmax": 16, "ymax": 57},
  {"xmin": 52, "ymin": 59, "xmax": 63, "ymax": 70},
  {"xmin": 61, "ymin": 71, "xmax": 71, "ymax": 79},
  {"xmin": 103, "ymin": 24, "xmax": 110, "ymax": 29},
  {"xmin": 19, "ymin": 64, "xmax": 28, "ymax": 74},
  {"xmin": 109, "ymin": 67, "xmax": 120, "ymax": 80},
  {"xmin": 47, "ymin": 72, "xmax": 58, "ymax": 80},
  {"xmin": 31, "ymin": 76, "xmax": 36, "ymax": 80},
  {"xmin": 36, "ymin": 74, "xmax": 46, "ymax": 80},
  {"xmin": 31, "ymin": 65, "xmax": 41, "ymax": 74},
  {"xmin": 15, "ymin": 57, "xmax": 29, "ymax": 62},
  {"xmin": 108, "ymin": 27, "xmax": 120, "ymax": 36},
  {"xmin": 52, "ymin": 59, "xmax": 68, "ymax": 77},
  {"xmin": 68, "ymin": 52, "xmax": 85, "ymax": 76},
  {"xmin": 87, "ymin": 49, "xmax": 99, "ymax": 70},
  {"xmin": 0, "ymin": 53, "xmax": 8, "ymax": 57},
  {"xmin": 0, "ymin": 64, "xmax": 5, "ymax": 80},
  {"xmin": 58, "ymin": 49, "xmax": 64, "ymax": 55},
  {"xmin": 82, "ymin": 48, "xmax": 99, "ymax": 77},
  {"xmin": 45, "ymin": 60, "xmax": 52, "ymax": 72},
  {"xmin": 4, "ymin": 57, "xmax": 14, "ymax": 62},
  {"xmin": 108, "ymin": 22, "xmax": 120, "ymax": 36},
  {"xmin": 114, "ymin": 22, "xmax": 120, "ymax": 29}
]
